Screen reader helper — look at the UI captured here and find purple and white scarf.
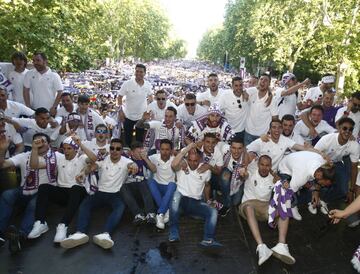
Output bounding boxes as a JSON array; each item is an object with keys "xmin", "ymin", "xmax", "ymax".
[
  {"xmin": 23, "ymin": 149, "xmax": 57, "ymax": 195},
  {"xmin": 78, "ymin": 109, "xmax": 94, "ymax": 141},
  {"xmin": 144, "ymin": 122, "xmax": 185, "ymax": 151},
  {"xmin": 223, "ymin": 150, "xmax": 246, "ymax": 196},
  {"xmin": 83, "ymin": 173, "xmax": 98, "ymax": 195},
  {"xmin": 268, "ymin": 180, "xmax": 294, "ymax": 228}
]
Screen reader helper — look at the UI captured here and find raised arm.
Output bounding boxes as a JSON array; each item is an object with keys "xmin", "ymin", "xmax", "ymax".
[{"xmin": 171, "ymin": 142, "xmax": 197, "ymax": 171}]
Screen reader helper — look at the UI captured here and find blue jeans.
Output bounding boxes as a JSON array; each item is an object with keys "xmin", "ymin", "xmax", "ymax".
[
  {"xmin": 0, "ymin": 187, "xmax": 36, "ymax": 236},
  {"xmin": 148, "ymin": 179, "xmax": 176, "ymax": 214},
  {"xmin": 169, "ymin": 190, "xmax": 218, "ymax": 241},
  {"xmin": 321, "ymin": 161, "xmax": 349, "ymax": 203},
  {"xmin": 77, "ymin": 191, "xmax": 125, "ymax": 234},
  {"xmin": 219, "ymin": 168, "xmax": 244, "ymax": 207},
  {"xmin": 243, "ymin": 131, "xmax": 259, "ymax": 146}
]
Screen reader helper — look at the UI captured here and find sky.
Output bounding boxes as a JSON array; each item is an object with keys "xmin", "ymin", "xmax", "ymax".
[{"xmin": 159, "ymin": 0, "xmax": 228, "ymax": 59}]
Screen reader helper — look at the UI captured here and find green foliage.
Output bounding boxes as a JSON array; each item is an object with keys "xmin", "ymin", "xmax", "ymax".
[
  {"xmin": 197, "ymin": 0, "xmax": 360, "ymax": 94},
  {"xmin": 0, "ymin": 0, "xmax": 187, "ymax": 71}
]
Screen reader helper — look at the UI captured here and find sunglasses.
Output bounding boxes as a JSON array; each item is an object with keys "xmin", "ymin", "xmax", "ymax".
[
  {"xmin": 342, "ymin": 126, "xmax": 354, "ymax": 132},
  {"xmin": 185, "ymin": 103, "xmax": 196, "ymax": 107},
  {"xmin": 110, "ymin": 146, "xmax": 122, "ymax": 151},
  {"xmin": 157, "ymin": 97, "xmax": 166, "ymax": 101},
  {"xmin": 96, "ymin": 129, "xmax": 108, "ymax": 134},
  {"xmin": 237, "ymin": 99, "xmax": 242, "ymax": 109}
]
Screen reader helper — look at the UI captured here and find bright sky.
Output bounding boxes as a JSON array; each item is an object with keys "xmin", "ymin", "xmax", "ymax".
[{"xmin": 159, "ymin": 0, "xmax": 228, "ymax": 59}]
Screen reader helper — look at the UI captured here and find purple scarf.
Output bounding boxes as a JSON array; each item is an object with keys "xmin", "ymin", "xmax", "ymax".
[
  {"xmin": 23, "ymin": 149, "xmax": 57, "ymax": 195},
  {"xmin": 144, "ymin": 122, "xmax": 185, "ymax": 151},
  {"xmin": 268, "ymin": 180, "xmax": 294, "ymax": 228},
  {"xmin": 223, "ymin": 150, "xmax": 246, "ymax": 195}
]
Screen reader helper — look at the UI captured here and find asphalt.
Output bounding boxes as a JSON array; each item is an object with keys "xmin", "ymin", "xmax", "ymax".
[{"xmin": 0, "ymin": 202, "xmax": 359, "ymax": 274}]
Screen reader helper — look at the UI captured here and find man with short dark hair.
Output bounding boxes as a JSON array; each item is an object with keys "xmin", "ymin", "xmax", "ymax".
[
  {"xmin": 177, "ymin": 93, "xmax": 207, "ymax": 128},
  {"xmin": 118, "ymin": 64, "xmax": 153, "ymax": 147},
  {"xmin": 196, "ymin": 73, "xmax": 223, "ymax": 107},
  {"xmin": 146, "ymin": 89, "xmax": 177, "ymax": 121},
  {"xmin": 9, "ymin": 51, "xmax": 28, "ymax": 104},
  {"xmin": 23, "ymin": 52, "xmax": 63, "ymax": 116}
]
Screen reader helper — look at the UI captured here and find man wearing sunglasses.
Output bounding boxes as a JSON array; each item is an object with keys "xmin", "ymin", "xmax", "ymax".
[
  {"xmin": 335, "ymin": 91, "xmax": 360, "ymax": 139},
  {"xmin": 218, "ymin": 76, "xmax": 249, "ymax": 141},
  {"xmin": 314, "ymin": 118, "xmax": 359, "ymax": 218},
  {"xmin": 177, "ymin": 93, "xmax": 207, "ymax": 129},
  {"xmin": 146, "ymin": 90, "xmax": 177, "ymax": 122},
  {"xmin": 82, "ymin": 124, "xmax": 110, "ymax": 160},
  {"xmin": 61, "ymin": 138, "xmax": 138, "ymax": 250}
]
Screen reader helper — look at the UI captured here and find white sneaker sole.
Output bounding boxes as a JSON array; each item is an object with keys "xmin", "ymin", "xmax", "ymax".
[
  {"xmin": 28, "ymin": 226, "xmax": 49, "ymax": 239},
  {"xmin": 93, "ymin": 237, "xmax": 113, "ymax": 249},
  {"xmin": 258, "ymin": 251, "xmax": 273, "ymax": 266},
  {"xmin": 60, "ymin": 235, "xmax": 89, "ymax": 249},
  {"xmin": 272, "ymin": 249, "xmax": 296, "ymax": 265}
]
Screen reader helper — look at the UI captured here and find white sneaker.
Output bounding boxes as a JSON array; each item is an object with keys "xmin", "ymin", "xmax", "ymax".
[
  {"xmin": 348, "ymin": 220, "xmax": 360, "ymax": 228},
  {"xmin": 54, "ymin": 223, "xmax": 68, "ymax": 243},
  {"xmin": 60, "ymin": 232, "xmax": 89, "ymax": 249},
  {"xmin": 93, "ymin": 233, "xmax": 114, "ymax": 249},
  {"xmin": 291, "ymin": 206, "xmax": 302, "ymax": 221},
  {"xmin": 319, "ymin": 200, "xmax": 329, "ymax": 215},
  {"xmin": 256, "ymin": 243, "xmax": 273, "ymax": 266},
  {"xmin": 307, "ymin": 202, "xmax": 317, "ymax": 215},
  {"xmin": 28, "ymin": 221, "xmax": 49, "ymax": 239},
  {"xmin": 163, "ymin": 210, "xmax": 170, "ymax": 224},
  {"xmin": 271, "ymin": 243, "xmax": 296, "ymax": 265},
  {"xmin": 156, "ymin": 213, "xmax": 165, "ymax": 229}
]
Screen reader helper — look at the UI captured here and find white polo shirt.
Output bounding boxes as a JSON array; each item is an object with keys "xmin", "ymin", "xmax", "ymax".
[
  {"xmin": 201, "ymin": 144, "xmax": 224, "ymax": 168},
  {"xmin": 8, "ymin": 69, "xmax": 28, "ymax": 104},
  {"xmin": 118, "ymin": 78, "xmax": 153, "ymax": 121},
  {"xmin": 9, "ymin": 152, "xmax": 47, "ymax": 187},
  {"xmin": 147, "ymin": 121, "xmax": 181, "ymax": 150},
  {"xmin": 218, "ymin": 90, "xmax": 249, "ymax": 132},
  {"xmin": 82, "ymin": 138, "xmax": 109, "ymax": 156},
  {"xmin": 97, "ymin": 155, "xmax": 133, "ymax": 193},
  {"xmin": 56, "ymin": 103, "xmax": 77, "ymax": 122},
  {"xmin": 177, "ymin": 103, "xmax": 207, "ymax": 127},
  {"xmin": 196, "ymin": 89, "xmax": 224, "ymax": 106},
  {"xmin": 304, "ymin": 86, "xmax": 322, "ymax": 102},
  {"xmin": 147, "ymin": 100, "xmax": 177, "ymax": 121},
  {"xmin": 274, "ymin": 87, "xmax": 301, "ymax": 119},
  {"xmin": 245, "ymin": 87, "xmax": 278, "ymax": 136},
  {"xmin": 12, "ymin": 118, "xmax": 59, "ymax": 147},
  {"xmin": 176, "ymin": 168, "xmax": 211, "ymax": 200},
  {"xmin": 3, "ymin": 100, "xmax": 34, "ymax": 118},
  {"xmin": 242, "ymin": 161, "xmax": 274, "ymax": 203},
  {"xmin": 293, "ymin": 120, "xmax": 335, "ymax": 144},
  {"xmin": 315, "ymin": 133, "xmax": 360, "ymax": 163},
  {"xmin": 247, "ymin": 135, "xmax": 296, "ymax": 170},
  {"xmin": 335, "ymin": 107, "xmax": 360, "ymax": 138},
  {"xmin": 55, "ymin": 153, "xmax": 88, "ymax": 188},
  {"xmin": 23, "ymin": 68, "xmax": 63, "ymax": 110},
  {"xmin": 149, "ymin": 154, "xmax": 175, "ymax": 185},
  {"xmin": 278, "ymin": 151, "xmax": 326, "ymax": 192}
]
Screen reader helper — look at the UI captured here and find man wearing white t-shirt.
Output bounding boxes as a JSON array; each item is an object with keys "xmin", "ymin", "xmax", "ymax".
[
  {"xmin": 274, "ymin": 73, "xmax": 310, "ymax": 119},
  {"xmin": 335, "ymin": 91, "xmax": 360, "ymax": 139},
  {"xmin": 300, "ymin": 74, "xmax": 335, "ymax": 111},
  {"xmin": 177, "ymin": 93, "xmax": 207, "ymax": 129},
  {"xmin": 314, "ymin": 117, "xmax": 359, "ymax": 208},
  {"xmin": 8, "ymin": 52, "xmax": 28, "ymax": 104},
  {"xmin": 0, "ymin": 133, "xmax": 49, "ymax": 254},
  {"xmin": 56, "ymin": 92, "xmax": 77, "ymax": 122},
  {"xmin": 28, "ymin": 136, "xmax": 96, "ymax": 243},
  {"xmin": 148, "ymin": 139, "xmax": 176, "ymax": 229},
  {"xmin": 169, "ymin": 143, "xmax": 222, "ymax": 249},
  {"xmin": 81, "ymin": 124, "xmax": 110, "ymax": 160},
  {"xmin": 23, "ymin": 52, "xmax": 63, "ymax": 116},
  {"xmin": 60, "ymin": 138, "xmax": 138, "ymax": 250},
  {"xmin": 5, "ymin": 107, "xmax": 60, "ymax": 149},
  {"xmin": 248, "ymin": 119, "xmax": 324, "ymax": 171},
  {"xmin": 293, "ymin": 105, "xmax": 335, "ymax": 146},
  {"xmin": 239, "ymin": 156, "xmax": 275, "ymax": 265},
  {"xmin": 244, "ymin": 74, "xmax": 278, "ymax": 145},
  {"xmin": 0, "ymin": 87, "xmax": 34, "ymax": 118},
  {"xmin": 118, "ymin": 64, "xmax": 153, "ymax": 147},
  {"xmin": 0, "ymin": 119, "xmax": 24, "ymax": 157},
  {"xmin": 218, "ymin": 76, "xmax": 249, "ymax": 140},
  {"xmin": 147, "ymin": 89, "xmax": 177, "ymax": 121},
  {"xmin": 196, "ymin": 73, "xmax": 223, "ymax": 107}
]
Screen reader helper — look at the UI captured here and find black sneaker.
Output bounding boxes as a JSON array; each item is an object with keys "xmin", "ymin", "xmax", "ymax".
[
  {"xmin": 133, "ymin": 214, "xmax": 146, "ymax": 226},
  {"xmin": 146, "ymin": 213, "xmax": 156, "ymax": 224},
  {"xmin": 8, "ymin": 225, "xmax": 21, "ymax": 255},
  {"xmin": 219, "ymin": 206, "xmax": 231, "ymax": 217}
]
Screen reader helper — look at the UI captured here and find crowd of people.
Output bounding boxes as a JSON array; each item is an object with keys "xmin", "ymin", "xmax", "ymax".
[{"xmin": 0, "ymin": 51, "xmax": 359, "ymax": 271}]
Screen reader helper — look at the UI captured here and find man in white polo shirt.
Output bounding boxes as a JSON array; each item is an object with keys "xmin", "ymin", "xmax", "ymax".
[
  {"xmin": 146, "ymin": 89, "xmax": 177, "ymax": 121},
  {"xmin": 0, "ymin": 87, "xmax": 34, "ymax": 118},
  {"xmin": 302, "ymin": 74, "xmax": 335, "ymax": 110},
  {"xmin": 244, "ymin": 73, "xmax": 278, "ymax": 145},
  {"xmin": 118, "ymin": 64, "xmax": 153, "ymax": 147},
  {"xmin": 8, "ymin": 52, "xmax": 28, "ymax": 105},
  {"xmin": 60, "ymin": 138, "xmax": 138, "ymax": 250},
  {"xmin": 169, "ymin": 143, "xmax": 222, "ymax": 249},
  {"xmin": 177, "ymin": 93, "xmax": 207, "ymax": 129},
  {"xmin": 23, "ymin": 52, "xmax": 63, "ymax": 116},
  {"xmin": 196, "ymin": 73, "xmax": 223, "ymax": 107},
  {"xmin": 148, "ymin": 139, "xmax": 176, "ymax": 229},
  {"xmin": 218, "ymin": 76, "xmax": 249, "ymax": 141}
]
